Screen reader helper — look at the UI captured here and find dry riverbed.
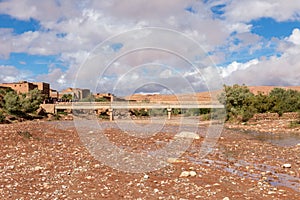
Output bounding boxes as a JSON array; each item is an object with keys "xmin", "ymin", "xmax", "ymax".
[{"xmin": 0, "ymin": 119, "xmax": 299, "ymax": 199}]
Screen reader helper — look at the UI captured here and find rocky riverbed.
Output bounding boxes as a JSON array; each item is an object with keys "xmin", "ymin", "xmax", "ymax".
[{"xmin": 0, "ymin": 119, "xmax": 299, "ymax": 199}]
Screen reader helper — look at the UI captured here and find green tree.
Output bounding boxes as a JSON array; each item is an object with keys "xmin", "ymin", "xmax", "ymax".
[
  {"xmin": 218, "ymin": 84, "xmax": 256, "ymax": 121},
  {"xmin": 3, "ymin": 91, "xmax": 21, "ymax": 114},
  {"xmin": 21, "ymin": 88, "xmax": 44, "ymax": 113},
  {"xmin": 62, "ymin": 94, "xmax": 73, "ymax": 102},
  {"xmin": 253, "ymin": 92, "xmax": 273, "ymax": 113},
  {"xmin": 80, "ymin": 94, "xmax": 95, "ymax": 102},
  {"xmin": 269, "ymin": 88, "xmax": 300, "ymax": 116},
  {"xmin": 95, "ymin": 97, "xmax": 109, "ymax": 102},
  {"xmin": 0, "ymin": 110, "xmax": 5, "ymax": 123}
]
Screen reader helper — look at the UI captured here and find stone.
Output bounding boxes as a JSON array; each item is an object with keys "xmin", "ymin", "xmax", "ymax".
[
  {"xmin": 174, "ymin": 131, "xmax": 200, "ymax": 139},
  {"xmin": 167, "ymin": 157, "xmax": 184, "ymax": 163},
  {"xmin": 34, "ymin": 166, "xmax": 44, "ymax": 171},
  {"xmin": 143, "ymin": 174, "xmax": 149, "ymax": 179},
  {"xmin": 94, "ymin": 164, "xmax": 101, "ymax": 168},
  {"xmin": 189, "ymin": 171, "xmax": 197, "ymax": 177},
  {"xmin": 268, "ymin": 191, "xmax": 276, "ymax": 195},
  {"xmin": 179, "ymin": 171, "xmax": 190, "ymax": 177},
  {"xmin": 282, "ymin": 164, "xmax": 291, "ymax": 168},
  {"xmin": 179, "ymin": 171, "xmax": 197, "ymax": 177},
  {"xmin": 223, "ymin": 197, "xmax": 230, "ymax": 200},
  {"xmin": 265, "ymin": 171, "xmax": 272, "ymax": 175}
]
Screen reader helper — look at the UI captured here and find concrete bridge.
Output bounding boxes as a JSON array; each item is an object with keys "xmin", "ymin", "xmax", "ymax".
[{"xmin": 49, "ymin": 102, "xmax": 224, "ymax": 121}]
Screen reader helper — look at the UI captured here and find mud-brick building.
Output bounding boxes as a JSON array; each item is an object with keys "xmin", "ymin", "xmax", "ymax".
[
  {"xmin": 59, "ymin": 88, "xmax": 91, "ymax": 100},
  {"xmin": 50, "ymin": 89, "xmax": 59, "ymax": 99},
  {"xmin": 93, "ymin": 93, "xmax": 114, "ymax": 102},
  {"xmin": 0, "ymin": 81, "xmax": 50, "ymax": 98},
  {"xmin": 33, "ymin": 82, "xmax": 50, "ymax": 98}
]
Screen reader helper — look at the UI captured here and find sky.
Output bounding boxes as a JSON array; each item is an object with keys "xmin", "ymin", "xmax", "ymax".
[{"xmin": 0, "ymin": 0, "xmax": 300, "ymax": 95}]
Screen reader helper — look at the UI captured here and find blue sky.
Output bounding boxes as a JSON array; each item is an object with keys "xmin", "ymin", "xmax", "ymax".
[{"xmin": 0, "ymin": 0, "xmax": 300, "ymax": 94}]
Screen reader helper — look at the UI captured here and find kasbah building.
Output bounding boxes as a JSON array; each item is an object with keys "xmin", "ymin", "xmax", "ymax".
[
  {"xmin": 0, "ymin": 80, "xmax": 113, "ymax": 102},
  {"xmin": 0, "ymin": 81, "xmax": 50, "ymax": 98}
]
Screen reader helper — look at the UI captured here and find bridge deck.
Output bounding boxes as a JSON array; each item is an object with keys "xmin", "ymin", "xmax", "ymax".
[{"xmin": 55, "ymin": 102, "xmax": 224, "ymax": 110}]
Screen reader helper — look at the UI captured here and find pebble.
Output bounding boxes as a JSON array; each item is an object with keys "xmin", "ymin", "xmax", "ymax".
[
  {"xmin": 179, "ymin": 170, "xmax": 197, "ymax": 177},
  {"xmin": 189, "ymin": 171, "xmax": 197, "ymax": 177},
  {"xmin": 268, "ymin": 191, "xmax": 276, "ymax": 195},
  {"xmin": 94, "ymin": 164, "xmax": 101, "ymax": 168},
  {"xmin": 34, "ymin": 166, "xmax": 44, "ymax": 171},
  {"xmin": 282, "ymin": 164, "xmax": 291, "ymax": 168},
  {"xmin": 266, "ymin": 171, "xmax": 272, "ymax": 175},
  {"xmin": 179, "ymin": 171, "xmax": 190, "ymax": 177}
]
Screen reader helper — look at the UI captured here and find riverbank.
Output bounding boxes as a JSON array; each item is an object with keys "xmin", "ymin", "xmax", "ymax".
[{"xmin": 0, "ymin": 120, "xmax": 299, "ymax": 199}]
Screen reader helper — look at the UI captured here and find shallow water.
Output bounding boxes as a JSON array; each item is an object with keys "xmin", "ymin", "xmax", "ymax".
[{"xmin": 238, "ymin": 129, "xmax": 300, "ymax": 147}]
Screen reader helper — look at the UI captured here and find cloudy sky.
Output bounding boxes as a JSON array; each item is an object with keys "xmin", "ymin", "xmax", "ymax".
[{"xmin": 0, "ymin": 0, "xmax": 300, "ymax": 95}]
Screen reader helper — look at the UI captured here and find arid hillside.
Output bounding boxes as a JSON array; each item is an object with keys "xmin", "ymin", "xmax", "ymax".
[
  {"xmin": 126, "ymin": 86, "xmax": 300, "ymax": 103},
  {"xmin": 248, "ymin": 86, "xmax": 300, "ymax": 95}
]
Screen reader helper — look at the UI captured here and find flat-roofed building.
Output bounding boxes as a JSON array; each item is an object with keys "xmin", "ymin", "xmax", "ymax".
[
  {"xmin": 0, "ymin": 81, "xmax": 37, "ymax": 94},
  {"xmin": 93, "ymin": 93, "xmax": 114, "ymax": 102},
  {"xmin": 59, "ymin": 88, "xmax": 91, "ymax": 100},
  {"xmin": 0, "ymin": 81, "xmax": 50, "ymax": 98},
  {"xmin": 50, "ymin": 89, "xmax": 59, "ymax": 99},
  {"xmin": 33, "ymin": 82, "xmax": 50, "ymax": 98}
]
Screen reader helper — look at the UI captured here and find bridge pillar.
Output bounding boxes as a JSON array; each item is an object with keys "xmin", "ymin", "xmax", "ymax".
[
  {"xmin": 108, "ymin": 108, "xmax": 113, "ymax": 121},
  {"xmin": 167, "ymin": 108, "xmax": 172, "ymax": 120}
]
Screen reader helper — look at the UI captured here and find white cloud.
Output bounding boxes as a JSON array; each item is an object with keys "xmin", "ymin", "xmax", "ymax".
[
  {"xmin": 226, "ymin": 23, "xmax": 252, "ymax": 33},
  {"xmin": 224, "ymin": 0, "xmax": 300, "ymax": 22},
  {"xmin": 223, "ymin": 29, "xmax": 300, "ymax": 86},
  {"xmin": 0, "ymin": 0, "xmax": 300, "ymax": 92},
  {"xmin": 0, "ymin": 65, "xmax": 31, "ymax": 83},
  {"xmin": 220, "ymin": 59, "xmax": 259, "ymax": 77},
  {"xmin": 287, "ymin": 28, "xmax": 300, "ymax": 45},
  {"xmin": 225, "ymin": 55, "xmax": 300, "ymax": 86}
]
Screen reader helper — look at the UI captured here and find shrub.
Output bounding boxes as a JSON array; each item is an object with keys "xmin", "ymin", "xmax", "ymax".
[
  {"xmin": 0, "ymin": 110, "xmax": 5, "ymax": 123},
  {"xmin": 3, "ymin": 91, "xmax": 21, "ymax": 115},
  {"xmin": 218, "ymin": 84, "xmax": 256, "ymax": 121},
  {"xmin": 18, "ymin": 131, "xmax": 32, "ymax": 139},
  {"xmin": 21, "ymin": 88, "xmax": 44, "ymax": 113},
  {"xmin": 130, "ymin": 108, "xmax": 149, "ymax": 117}
]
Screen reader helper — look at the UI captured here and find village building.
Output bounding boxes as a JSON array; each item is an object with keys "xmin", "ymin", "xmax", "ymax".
[
  {"xmin": 59, "ymin": 88, "xmax": 91, "ymax": 101},
  {"xmin": 0, "ymin": 81, "xmax": 50, "ymax": 97}
]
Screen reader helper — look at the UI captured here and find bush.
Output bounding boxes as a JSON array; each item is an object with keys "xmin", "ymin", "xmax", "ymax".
[
  {"xmin": 130, "ymin": 108, "xmax": 149, "ymax": 117},
  {"xmin": 218, "ymin": 84, "xmax": 256, "ymax": 121},
  {"xmin": 269, "ymin": 88, "xmax": 300, "ymax": 116},
  {"xmin": 149, "ymin": 109, "xmax": 166, "ymax": 117},
  {"xmin": 219, "ymin": 84, "xmax": 300, "ymax": 122},
  {"xmin": 0, "ymin": 110, "xmax": 5, "ymax": 123},
  {"xmin": 21, "ymin": 88, "xmax": 44, "ymax": 113},
  {"xmin": 3, "ymin": 91, "xmax": 21, "ymax": 115}
]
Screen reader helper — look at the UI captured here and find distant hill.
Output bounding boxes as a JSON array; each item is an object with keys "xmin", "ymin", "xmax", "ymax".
[
  {"xmin": 248, "ymin": 86, "xmax": 300, "ymax": 95},
  {"xmin": 125, "ymin": 86, "xmax": 300, "ymax": 103}
]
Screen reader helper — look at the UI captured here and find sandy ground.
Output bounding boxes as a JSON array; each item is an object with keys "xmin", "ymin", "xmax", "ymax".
[{"xmin": 0, "ymin": 119, "xmax": 299, "ymax": 199}]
